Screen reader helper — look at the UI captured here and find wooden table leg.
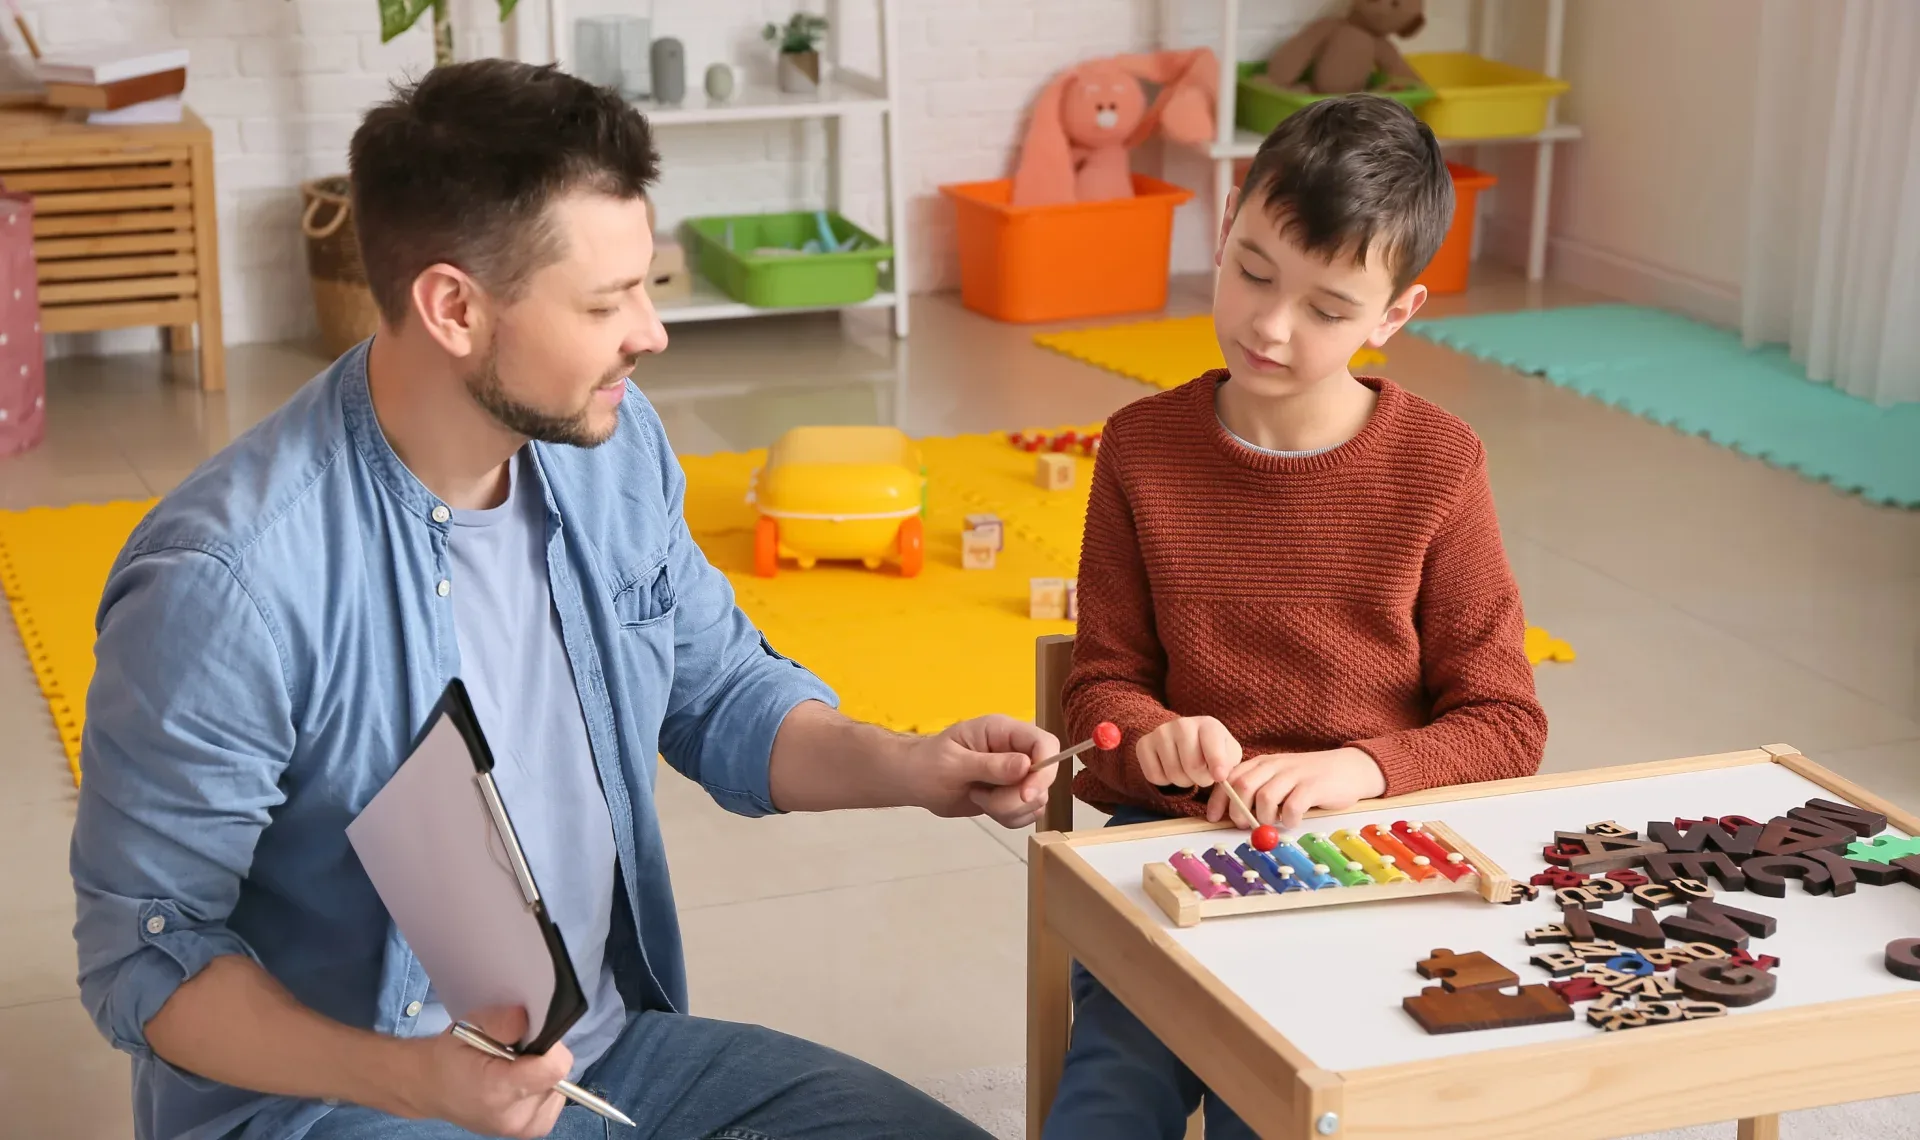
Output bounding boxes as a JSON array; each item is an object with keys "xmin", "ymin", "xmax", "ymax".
[
  {"xmin": 1737, "ymin": 1116, "xmax": 1780, "ymax": 1140},
  {"xmin": 188, "ymin": 134, "xmax": 225, "ymax": 393},
  {"xmin": 165, "ymin": 325, "xmax": 194, "ymax": 353},
  {"xmin": 1028, "ymin": 834, "xmax": 1071, "ymax": 1140}
]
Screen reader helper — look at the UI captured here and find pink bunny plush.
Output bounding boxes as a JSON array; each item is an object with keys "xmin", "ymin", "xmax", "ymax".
[{"xmin": 1010, "ymin": 48, "xmax": 1219, "ymax": 208}]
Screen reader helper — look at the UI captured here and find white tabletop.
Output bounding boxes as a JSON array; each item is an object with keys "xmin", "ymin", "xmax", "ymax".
[{"xmin": 1070, "ymin": 761, "xmax": 1920, "ymax": 1072}]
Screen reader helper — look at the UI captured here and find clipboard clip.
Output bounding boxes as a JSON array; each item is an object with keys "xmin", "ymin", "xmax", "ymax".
[{"xmin": 474, "ymin": 771, "xmax": 541, "ymax": 910}]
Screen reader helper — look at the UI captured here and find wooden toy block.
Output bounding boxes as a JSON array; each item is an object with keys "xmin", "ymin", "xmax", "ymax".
[
  {"xmin": 1658, "ymin": 899, "xmax": 1777, "ymax": 951},
  {"xmin": 1895, "ymin": 853, "xmax": 1920, "ymax": 887},
  {"xmin": 1201, "ymin": 845, "xmax": 1272, "ymax": 896},
  {"xmin": 1676, "ymin": 961, "xmax": 1777, "ymax": 1006},
  {"xmin": 962, "ymin": 512, "xmax": 1003, "ymax": 551},
  {"xmin": 1236, "ymin": 844, "xmax": 1306, "ymax": 893},
  {"xmin": 1617, "ymin": 972, "xmax": 1681, "ymax": 1000},
  {"xmin": 1035, "ymin": 452, "xmax": 1074, "ymax": 490},
  {"xmin": 1550, "ymin": 830, "xmax": 1667, "ymax": 873},
  {"xmin": 1586, "ymin": 820, "xmax": 1638, "ymax": 839},
  {"xmin": 645, "ymin": 238, "xmax": 693, "ymax": 302},
  {"xmin": 1029, "ymin": 577, "xmax": 1067, "ymax": 620},
  {"xmin": 1604, "ymin": 868, "xmax": 1651, "ymax": 889},
  {"xmin": 960, "ymin": 529, "xmax": 997, "ymax": 570},
  {"xmin": 1884, "ymin": 938, "xmax": 1920, "ymax": 983},
  {"xmin": 1503, "ymin": 884, "xmax": 1541, "ymax": 905},
  {"xmin": 1531, "ymin": 868, "xmax": 1590, "ymax": 889},
  {"xmin": 1564, "ymin": 906, "xmax": 1668, "ymax": 949},
  {"xmin": 1754, "ymin": 816, "xmax": 1854, "ymax": 857},
  {"xmin": 1525, "ymin": 923, "xmax": 1573, "ymax": 945},
  {"xmin": 1604, "ymin": 953, "xmax": 1656, "ymax": 977},
  {"xmin": 1332, "ymin": 829, "xmax": 1409, "ymax": 884},
  {"xmin": 1740, "ymin": 854, "xmax": 1835, "ymax": 897},
  {"xmin": 1678, "ymin": 941, "xmax": 1731, "ymax": 961},
  {"xmin": 1419, "ymin": 949, "xmax": 1520, "ymax": 992},
  {"xmin": 1548, "ymin": 976, "xmax": 1608, "ymax": 1004},
  {"xmin": 1556, "ymin": 878, "xmax": 1625, "ymax": 911},
  {"xmin": 1586, "ymin": 1003, "xmax": 1647, "ymax": 1032},
  {"xmin": 1403, "ymin": 983, "xmax": 1572, "ymax": 1035},
  {"xmin": 1065, "ymin": 578, "xmax": 1078, "ymax": 621},
  {"xmin": 1844, "ymin": 834, "xmax": 1920, "ymax": 865},
  {"xmin": 1529, "ymin": 949, "xmax": 1585, "ymax": 977},
  {"xmin": 1542, "ymin": 840, "xmax": 1588, "ymax": 866},
  {"xmin": 1648, "ymin": 819, "xmax": 1761, "ymax": 858},
  {"xmin": 1639, "ymin": 946, "xmax": 1702, "ymax": 969},
  {"xmin": 1787, "ymin": 797, "xmax": 1887, "ymax": 838},
  {"xmin": 1579, "ymin": 965, "xmax": 1641, "ymax": 992},
  {"xmin": 1727, "ymin": 949, "xmax": 1780, "ymax": 972},
  {"xmin": 1645, "ymin": 851, "xmax": 1746, "ymax": 892},
  {"xmin": 1359, "ymin": 824, "xmax": 1437, "ymax": 881},
  {"xmin": 1570, "ymin": 940, "xmax": 1629, "ymax": 963},
  {"xmin": 1141, "ymin": 819, "xmax": 1514, "ymax": 925}
]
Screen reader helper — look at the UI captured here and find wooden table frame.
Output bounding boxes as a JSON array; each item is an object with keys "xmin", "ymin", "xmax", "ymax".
[{"xmin": 1027, "ymin": 744, "xmax": 1920, "ymax": 1140}]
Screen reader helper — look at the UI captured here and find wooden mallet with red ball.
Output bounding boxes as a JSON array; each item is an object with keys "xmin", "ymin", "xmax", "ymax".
[{"xmin": 1031, "ymin": 722, "xmax": 1278, "ymax": 852}]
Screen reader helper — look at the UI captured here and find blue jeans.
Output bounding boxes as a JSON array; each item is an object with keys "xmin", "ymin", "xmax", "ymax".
[
  {"xmin": 301, "ymin": 1011, "xmax": 990, "ymax": 1140},
  {"xmin": 1042, "ymin": 808, "xmax": 1260, "ymax": 1140}
]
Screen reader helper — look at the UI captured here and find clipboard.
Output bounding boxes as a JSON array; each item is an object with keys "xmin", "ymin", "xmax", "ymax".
[{"xmin": 347, "ymin": 677, "xmax": 586, "ymax": 1054}]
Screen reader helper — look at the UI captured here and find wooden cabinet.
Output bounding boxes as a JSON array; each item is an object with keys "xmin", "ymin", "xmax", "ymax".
[{"xmin": 0, "ymin": 106, "xmax": 224, "ymax": 391}]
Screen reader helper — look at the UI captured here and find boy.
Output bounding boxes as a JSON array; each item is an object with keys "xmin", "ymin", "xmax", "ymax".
[{"xmin": 1044, "ymin": 95, "xmax": 1548, "ymax": 1138}]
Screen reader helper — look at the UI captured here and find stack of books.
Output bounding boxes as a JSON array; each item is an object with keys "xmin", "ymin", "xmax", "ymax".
[{"xmin": 37, "ymin": 45, "xmax": 189, "ymax": 124}]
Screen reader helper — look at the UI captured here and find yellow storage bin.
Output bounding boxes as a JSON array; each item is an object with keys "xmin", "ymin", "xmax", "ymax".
[{"xmin": 1406, "ymin": 52, "xmax": 1570, "ymax": 138}]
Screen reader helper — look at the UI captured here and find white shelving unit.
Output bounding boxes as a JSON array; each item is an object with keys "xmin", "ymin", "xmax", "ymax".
[
  {"xmin": 544, "ymin": 0, "xmax": 909, "ymax": 336},
  {"xmin": 1162, "ymin": 0, "xmax": 1577, "ymax": 281}
]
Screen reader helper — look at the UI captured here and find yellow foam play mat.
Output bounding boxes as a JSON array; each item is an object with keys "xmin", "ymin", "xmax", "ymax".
[
  {"xmin": 1, "ymin": 429, "xmax": 1570, "ymax": 788},
  {"xmin": 1034, "ymin": 313, "xmax": 1387, "ymax": 390}
]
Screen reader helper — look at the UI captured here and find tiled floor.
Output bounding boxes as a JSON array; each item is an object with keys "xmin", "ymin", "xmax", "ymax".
[{"xmin": 2, "ymin": 273, "xmax": 1917, "ymax": 1136}]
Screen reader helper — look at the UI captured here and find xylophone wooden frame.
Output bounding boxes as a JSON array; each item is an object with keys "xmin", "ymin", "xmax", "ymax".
[{"xmin": 1028, "ymin": 731, "xmax": 1920, "ymax": 1140}]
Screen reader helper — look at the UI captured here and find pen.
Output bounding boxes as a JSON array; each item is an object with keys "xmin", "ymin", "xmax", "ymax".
[{"xmin": 450, "ymin": 1021, "xmax": 635, "ymax": 1128}]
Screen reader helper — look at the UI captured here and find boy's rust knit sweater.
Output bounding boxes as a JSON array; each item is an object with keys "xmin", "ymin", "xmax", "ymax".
[{"xmin": 1064, "ymin": 373, "xmax": 1548, "ymax": 818}]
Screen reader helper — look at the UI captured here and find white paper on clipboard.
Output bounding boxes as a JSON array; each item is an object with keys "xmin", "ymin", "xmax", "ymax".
[{"xmin": 346, "ymin": 710, "xmax": 562, "ymax": 1046}]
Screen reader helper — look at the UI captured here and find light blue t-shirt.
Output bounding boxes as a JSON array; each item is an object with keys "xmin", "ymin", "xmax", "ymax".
[{"xmin": 420, "ymin": 449, "xmax": 626, "ymax": 1077}]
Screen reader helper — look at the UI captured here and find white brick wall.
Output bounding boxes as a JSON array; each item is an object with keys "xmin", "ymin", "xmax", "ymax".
[{"xmin": 15, "ymin": 0, "xmax": 1469, "ymax": 355}]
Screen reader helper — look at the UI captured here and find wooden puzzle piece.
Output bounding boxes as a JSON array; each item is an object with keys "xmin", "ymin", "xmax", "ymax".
[
  {"xmin": 1532, "ymin": 868, "xmax": 1590, "ymax": 889},
  {"xmin": 1645, "ymin": 851, "xmax": 1746, "ymax": 892},
  {"xmin": 1267, "ymin": 838, "xmax": 1341, "ymax": 890},
  {"xmin": 1418, "ymin": 949, "xmax": 1519, "ymax": 993},
  {"xmin": 1170, "ymin": 850, "xmax": 1235, "ymax": 899},
  {"xmin": 1675, "ymin": 961, "xmax": 1777, "ymax": 1006},
  {"xmin": 1235, "ymin": 844, "xmax": 1307, "ymax": 894},
  {"xmin": 1298, "ymin": 832, "xmax": 1372, "ymax": 887},
  {"xmin": 1740, "ymin": 854, "xmax": 1834, "ymax": 897},
  {"xmin": 1587, "ymin": 821, "xmax": 1638, "ymax": 839},
  {"xmin": 1886, "ymin": 938, "xmax": 1920, "ymax": 983},
  {"xmin": 1529, "ymin": 949, "xmax": 1585, "ymax": 977},
  {"xmin": 1525, "ymin": 923, "xmax": 1572, "ymax": 945},
  {"xmin": 1563, "ymin": 905, "xmax": 1668, "ymax": 948},
  {"xmin": 1360, "ymin": 824, "xmax": 1437, "ymax": 881},
  {"xmin": 1647, "ymin": 819, "xmax": 1761, "ymax": 858},
  {"xmin": 1658, "ymin": 899, "xmax": 1777, "ymax": 951},
  {"xmin": 1391, "ymin": 821, "xmax": 1471, "ymax": 881},
  {"xmin": 1786, "ymin": 797, "xmax": 1887, "ymax": 839},
  {"xmin": 1727, "ymin": 949, "xmax": 1780, "ymax": 971},
  {"xmin": 1845, "ymin": 834, "xmax": 1920, "ymax": 865},
  {"xmin": 1201, "ymin": 846, "xmax": 1272, "ymax": 896},
  {"xmin": 1403, "ymin": 983, "xmax": 1572, "ymax": 1034},
  {"xmin": 1549, "ymin": 975, "xmax": 1608, "ymax": 1003},
  {"xmin": 1755, "ymin": 816, "xmax": 1854, "ymax": 858},
  {"xmin": 1548, "ymin": 830, "xmax": 1667, "ymax": 874},
  {"xmin": 1332, "ymin": 828, "xmax": 1409, "ymax": 884}
]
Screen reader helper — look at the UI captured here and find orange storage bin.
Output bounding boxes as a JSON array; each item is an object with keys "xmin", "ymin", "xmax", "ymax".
[
  {"xmin": 940, "ymin": 175, "xmax": 1194, "ymax": 323},
  {"xmin": 1416, "ymin": 162, "xmax": 1497, "ymax": 295}
]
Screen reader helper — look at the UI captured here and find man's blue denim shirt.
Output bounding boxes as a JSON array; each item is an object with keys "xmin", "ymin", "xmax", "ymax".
[{"xmin": 69, "ymin": 344, "xmax": 836, "ymax": 1140}]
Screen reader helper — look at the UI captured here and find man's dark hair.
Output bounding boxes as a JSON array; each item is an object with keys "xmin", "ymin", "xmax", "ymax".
[
  {"xmin": 1238, "ymin": 94, "xmax": 1452, "ymax": 294},
  {"xmin": 349, "ymin": 59, "xmax": 660, "ymax": 325}
]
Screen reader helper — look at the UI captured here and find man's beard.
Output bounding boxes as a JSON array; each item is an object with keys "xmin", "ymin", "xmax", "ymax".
[{"xmin": 463, "ymin": 343, "xmax": 633, "ymax": 448}]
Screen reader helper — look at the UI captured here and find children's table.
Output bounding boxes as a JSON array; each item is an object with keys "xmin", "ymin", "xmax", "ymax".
[{"xmin": 1026, "ymin": 744, "xmax": 1920, "ymax": 1139}]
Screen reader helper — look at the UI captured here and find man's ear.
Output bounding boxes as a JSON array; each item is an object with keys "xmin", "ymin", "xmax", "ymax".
[
  {"xmin": 1215, "ymin": 186, "xmax": 1241, "ymax": 267},
  {"xmin": 409, "ymin": 264, "xmax": 487, "ymax": 360},
  {"xmin": 1367, "ymin": 282, "xmax": 1427, "ymax": 347}
]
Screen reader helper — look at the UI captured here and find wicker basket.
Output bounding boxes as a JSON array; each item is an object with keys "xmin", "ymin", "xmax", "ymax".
[{"xmin": 301, "ymin": 177, "xmax": 381, "ymax": 356}]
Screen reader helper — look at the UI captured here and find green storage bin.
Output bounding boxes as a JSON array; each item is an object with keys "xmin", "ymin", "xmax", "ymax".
[
  {"xmin": 683, "ymin": 211, "xmax": 893, "ymax": 308},
  {"xmin": 1235, "ymin": 61, "xmax": 1434, "ymax": 136}
]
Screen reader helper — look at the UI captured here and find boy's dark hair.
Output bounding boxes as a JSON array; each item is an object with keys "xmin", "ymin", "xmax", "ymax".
[
  {"xmin": 349, "ymin": 59, "xmax": 660, "ymax": 325},
  {"xmin": 1238, "ymin": 94, "xmax": 1452, "ymax": 294}
]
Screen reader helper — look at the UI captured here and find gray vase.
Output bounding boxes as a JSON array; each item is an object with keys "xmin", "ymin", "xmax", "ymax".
[{"xmin": 650, "ymin": 37, "xmax": 685, "ymax": 105}]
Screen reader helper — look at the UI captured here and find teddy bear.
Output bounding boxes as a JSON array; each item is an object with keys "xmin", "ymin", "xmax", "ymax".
[{"xmin": 1265, "ymin": 0, "xmax": 1426, "ymax": 95}]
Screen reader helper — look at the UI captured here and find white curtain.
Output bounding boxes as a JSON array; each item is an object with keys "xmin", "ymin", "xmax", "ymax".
[{"xmin": 1743, "ymin": 0, "xmax": 1920, "ymax": 407}]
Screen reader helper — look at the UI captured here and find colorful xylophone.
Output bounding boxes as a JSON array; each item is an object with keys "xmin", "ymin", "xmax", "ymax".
[{"xmin": 1142, "ymin": 820, "xmax": 1517, "ymax": 927}]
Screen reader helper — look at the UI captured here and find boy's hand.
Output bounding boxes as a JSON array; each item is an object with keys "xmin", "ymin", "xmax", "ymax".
[
  {"xmin": 1207, "ymin": 747, "xmax": 1387, "ymax": 830},
  {"xmin": 1135, "ymin": 716, "xmax": 1243, "ymax": 791}
]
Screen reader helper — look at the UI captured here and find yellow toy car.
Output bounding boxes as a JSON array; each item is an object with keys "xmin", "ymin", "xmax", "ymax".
[{"xmin": 747, "ymin": 425, "xmax": 927, "ymax": 578}]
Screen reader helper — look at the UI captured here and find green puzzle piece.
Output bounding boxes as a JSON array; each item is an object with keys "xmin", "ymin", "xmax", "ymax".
[
  {"xmin": 1298, "ymin": 833, "xmax": 1373, "ymax": 887},
  {"xmin": 1844, "ymin": 834, "xmax": 1920, "ymax": 864}
]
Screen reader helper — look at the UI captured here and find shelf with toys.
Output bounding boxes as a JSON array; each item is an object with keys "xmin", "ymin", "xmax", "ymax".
[{"xmin": 1159, "ymin": 0, "xmax": 1578, "ymax": 281}]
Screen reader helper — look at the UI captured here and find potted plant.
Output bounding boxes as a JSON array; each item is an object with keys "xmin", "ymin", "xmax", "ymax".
[{"xmin": 763, "ymin": 12, "xmax": 828, "ymax": 95}]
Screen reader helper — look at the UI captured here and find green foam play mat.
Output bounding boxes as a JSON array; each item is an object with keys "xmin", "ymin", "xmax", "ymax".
[{"xmin": 1408, "ymin": 305, "xmax": 1920, "ymax": 508}]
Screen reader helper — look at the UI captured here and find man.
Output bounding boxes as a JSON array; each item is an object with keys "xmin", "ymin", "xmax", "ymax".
[{"xmin": 71, "ymin": 60, "xmax": 1057, "ymax": 1140}]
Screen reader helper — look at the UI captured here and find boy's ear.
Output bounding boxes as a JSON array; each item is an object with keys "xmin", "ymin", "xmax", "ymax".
[
  {"xmin": 1215, "ymin": 187, "xmax": 1241, "ymax": 266},
  {"xmin": 1367, "ymin": 282, "xmax": 1427, "ymax": 347}
]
